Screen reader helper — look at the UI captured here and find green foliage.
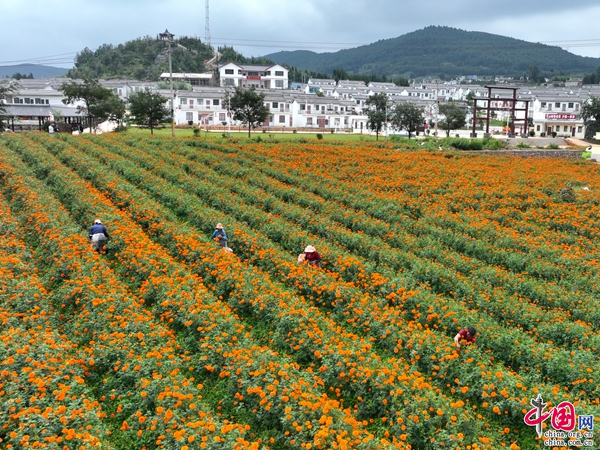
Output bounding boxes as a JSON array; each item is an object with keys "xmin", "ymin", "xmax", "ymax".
[
  {"xmin": 224, "ymin": 86, "xmax": 270, "ymax": 137},
  {"xmin": 581, "ymin": 96, "xmax": 600, "ymax": 139},
  {"xmin": 61, "ymin": 77, "xmax": 123, "ymax": 127},
  {"xmin": 390, "ymin": 102, "xmax": 424, "ymax": 139},
  {"xmin": 0, "ymin": 79, "xmax": 19, "ymax": 131},
  {"xmin": 515, "ymin": 141, "xmax": 531, "ymax": 148},
  {"xmin": 127, "ymin": 89, "xmax": 171, "ymax": 135},
  {"xmin": 265, "ymin": 26, "xmax": 600, "ymax": 79},
  {"xmin": 68, "ymin": 36, "xmax": 213, "ymax": 80},
  {"xmin": 447, "ymin": 138, "xmax": 507, "ymax": 150},
  {"xmin": 438, "ymin": 103, "xmax": 467, "ymax": 137},
  {"xmin": 582, "ymin": 66, "xmax": 600, "ymax": 85},
  {"xmin": 9, "ymin": 72, "xmax": 34, "ymax": 80},
  {"xmin": 365, "ymin": 93, "xmax": 388, "ymax": 140}
]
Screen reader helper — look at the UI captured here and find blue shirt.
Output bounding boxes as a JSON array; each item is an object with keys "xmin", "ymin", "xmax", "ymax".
[
  {"xmin": 211, "ymin": 229, "xmax": 228, "ymax": 241},
  {"xmin": 89, "ymin": 224, "xmax": 109, "ymax": 239}
]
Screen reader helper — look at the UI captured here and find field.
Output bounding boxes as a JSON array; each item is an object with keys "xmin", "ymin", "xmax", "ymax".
[{"xmin": 0, "ymin": 132, "xmax": 599, "ymax": 449}]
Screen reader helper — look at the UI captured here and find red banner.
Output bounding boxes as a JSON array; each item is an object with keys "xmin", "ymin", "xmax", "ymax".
[
  {"xmin": 545, "ymin": 114, "xmax": 576, "ymax": 120},
  {"xmin": 247, "ymin": 76, "xmax": 261, "ymax": 80}
]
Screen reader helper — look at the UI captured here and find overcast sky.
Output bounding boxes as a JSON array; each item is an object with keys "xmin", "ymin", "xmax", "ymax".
[{"xmin": 2, "ymin": 0, "xmax": 600, "ymax": 69}]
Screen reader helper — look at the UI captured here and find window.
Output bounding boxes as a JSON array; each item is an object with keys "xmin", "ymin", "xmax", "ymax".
[
  {"xmin": 568, "ymin": 102, "xmax": 574, "ymax": 108},
  {"xmin": 555, "ymin": 102, "xmax": 560, "ymax": 108},
  {"xmin": 266, "ymin": 71, "xmax": 271, "ymax": 76},
  {"xmin": 275, "ymin": 71, "xmax": 284, "ymax": 76},
  {"xmin": 186, "ymin": 112, "xmax": 193, "ymax": 121},
  {"xmin": 307, "ymin": 117, "xmax": 313, "ymax": 125},
  {"xmin": 578, "ymin": 126, "xmax": 583, "ymax": 133},
  {"xmin": 541, "ymin": 102, "xmax": 546, "ymax": 108},
  {"xmin": 279, "ymin": 115, "xmax": 285, "ymax": 123},
  {"xmin": 13, "ymin": 98, "xmax": 23, "ymax": 104},
  {"xmin": 576, "ymin": 104, "xmax": 580, "ymax": 111},
  {"xmin": 225, "ymin": 69, "xmax": 234, "ymax": 75},
  {"xmin": 213, "ymin": 99, "xmax": 220, "ymax": 106},
  {"xmin": 180, "ymin": 98, "xmax": 187, "ymax": 105},
  {"xmin": 300, "ymin": 104, "xmax": 305, "ymax": 110},
  {"xmin": 35, "ymin": 98, "xmax": 43, "ymax": 104},
  {"xmin": 272, "ymin": 102, "xmax": 278, "ymax": 108},
  {"xmin": 275, "ymin": 80, "xmax": 284, "ymax": 88},
  {"xmin": 189, "ymin": 99, "xmax": 194, "ymax": 108},
  {"xmin": 536, "ymin": 125, "xmax": 540, "ymax": 131},
  {"xmin": 224, "ymin": 79, "xmax": 235, "ymax": 86},
  {"xmin": 219, "ymin": 113, "xmax": 226, "ymax": 121},
  {"xmin": 564, "ymin": 126, "xmax": 568, "ymax": 132},
  {"xmin": 24, "ymin": 98, "xmax": 32, "ymax": 104}
]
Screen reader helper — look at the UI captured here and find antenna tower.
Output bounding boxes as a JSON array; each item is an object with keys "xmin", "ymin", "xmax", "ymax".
[{"xmin": 205, "ymin": 0, "xmax": 211, "ymax": 49}]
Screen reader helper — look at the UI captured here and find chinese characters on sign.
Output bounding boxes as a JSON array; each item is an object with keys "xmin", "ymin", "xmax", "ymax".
[
  {"xmin": 545, "ymin": 114, "xmax": 577, "ymax": 120},
  {"xmin": 524, "ymin": 394, "xmax": 595, "ymax": 447}
]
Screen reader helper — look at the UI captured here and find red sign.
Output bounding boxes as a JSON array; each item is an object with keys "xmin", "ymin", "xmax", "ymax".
[
  {"xmin": 247, "ymin": 76, "xmax": 261, "ymax": 80},
  {"xmin": 545, "ymin": 114, "xmax": 576, "ymax": 120}
]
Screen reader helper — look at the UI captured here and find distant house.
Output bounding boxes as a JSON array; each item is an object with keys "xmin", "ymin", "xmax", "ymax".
[{"xmin": 218, "ymin": 63, "xmax": 288, "ymax": 89}]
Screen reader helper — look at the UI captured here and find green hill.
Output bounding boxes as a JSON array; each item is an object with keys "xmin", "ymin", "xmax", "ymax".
[
  {"xmin": 265, "ymin": 26, "xmax": 600, "ymax": 78},
  {"xmin": 67, "ymin": 36, "xmax": 213, "ymax": 80}
]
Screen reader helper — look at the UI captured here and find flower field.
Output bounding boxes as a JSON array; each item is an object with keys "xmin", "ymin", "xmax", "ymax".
[{"xmin": 1, "ymin": 132, "xmax": 599, "ymax": 450}]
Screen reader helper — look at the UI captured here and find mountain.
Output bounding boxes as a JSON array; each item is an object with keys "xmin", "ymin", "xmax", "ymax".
[
  {"xmin": 0, "ymin": 64, "xmax": 69, "ymax": 79},
  {"xmin": 67, "ymin": 36, "xmax": 213, "ymax": 81},
  {"xmin": 264, "ymin": 26, "xmax": 600, "ymax": 78}
]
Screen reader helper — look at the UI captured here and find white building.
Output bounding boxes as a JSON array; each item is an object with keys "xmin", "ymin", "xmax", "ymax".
[{"xmin": 219, "ymin": 63, "xmax": 289, "ymax": 89}]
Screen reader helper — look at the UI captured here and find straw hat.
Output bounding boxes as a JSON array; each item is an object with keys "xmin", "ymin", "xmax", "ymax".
[
  {"xmin": 304, "ymin": 245, "xmax": 316, "ymax": 253},
  {"xmin": 216, "ymin": 223, "xmax": 224, "ymax": 229},
  {"xmin": 94, "ymin": 219, "xmax": 102, "ymax": 224}
]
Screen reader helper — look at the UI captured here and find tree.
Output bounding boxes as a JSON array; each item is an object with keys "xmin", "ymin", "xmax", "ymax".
[
  {"xmin": 127, "ymin": 89, "xmax": 171, "ymax": 135},
  {"xmin": 438, "ymin": 103, "xmax": 467, "ymax": 137},
  {"xmin": 365, "ymin": 92, "xmax": 388, "ymax": 141},
  {"xmin": 224, "ymin": 86, "xmax": 270, "ymax": 138},
  {"xmin": 0, "ymin": 79, "xmax": 18, "ymax": 131},
  {"xmin": 581, "ymin": 95, "xmax": 600, "ymax": 139},
  {"xmin": 390, "ymin": 102, "xmax": 424, "ymax": 139},
  {"xmin": 61, "ymin": 77, "xmax": 122, "ymax": 129}
]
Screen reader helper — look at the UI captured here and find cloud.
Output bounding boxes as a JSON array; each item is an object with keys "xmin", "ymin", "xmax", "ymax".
[{"xmin": 2, "ymin": 0, "xmax": 600, "ymax": 68}]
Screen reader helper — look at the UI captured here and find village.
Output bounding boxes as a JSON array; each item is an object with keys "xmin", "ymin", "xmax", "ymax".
[{"xmin": 3, "ymin": 61, "xmax": 600, "ymax": 139}]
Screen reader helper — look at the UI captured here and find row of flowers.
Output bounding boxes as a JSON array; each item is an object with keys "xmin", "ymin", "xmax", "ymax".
[
  {"xmin": 0, "ymin": 137, "xmax": 265, "ymax": 449},
  {"xmin": 168, "ymin": 141, "xmax": 598, "ymax": 349},
  {"xmin": 50, "ymin": 133, "xmax": 590, "ymax": 446},
  {"xmin": 37, "ymin": 133, "xmax": 506, "ymax": 447},
  {"xmin": 105, "ymin": 134, "xmax": 599, "ymax": 400},
  {"xmin": 4, "ymin": 133, "xmax": 399, "ymax": 450},
  {"xmin": 0, "ymin": 192, "xmax": 111, "ymax": 449}
]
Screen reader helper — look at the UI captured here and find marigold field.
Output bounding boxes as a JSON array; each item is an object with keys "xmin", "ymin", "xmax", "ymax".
[{"xmin": 1, "ymin": 132, "xmax": 599, "ymax": 450}]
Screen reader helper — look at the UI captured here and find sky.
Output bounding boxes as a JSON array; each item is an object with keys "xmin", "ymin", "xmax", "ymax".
[{"xmin": 2, "ymin": 0, "xmax": 600, "ymax": 69}]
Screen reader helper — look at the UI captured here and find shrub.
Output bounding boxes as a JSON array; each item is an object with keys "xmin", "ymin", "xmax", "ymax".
[
  {"xmin": 316, "ymin": 134, "xmax": 323, "ymax": 140},
  {"xmin": 529, "ymin": 130, "xmax": 535, "ymax": 137},
  {"xmin": 546, "ymin": 143, "xmax": 560, "ymax": 149},
  {"xmin": 551, "ymin": 131, "xmax": 557, "ymax": 138},
  {"xmin": 516, "ymin": 141, "xmax": 531, "ymax": 149}
]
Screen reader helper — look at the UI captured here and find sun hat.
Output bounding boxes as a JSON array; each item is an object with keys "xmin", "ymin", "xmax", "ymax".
[
  {"xmin": 216, "ymin": 223, "xmax": 224, "ymax": 229},
  {"xmin": 94, "ymin": 219, "xmax": 102, "ymax": 224},
  {"xmin": 304, "ymin": 245, "xmax": 316, "ymax": 253}
]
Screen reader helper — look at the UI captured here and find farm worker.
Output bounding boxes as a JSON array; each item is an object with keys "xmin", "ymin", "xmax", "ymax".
[
  {"xmin": 211, "ymin": 223, "xmax": 228, "ymax": 248},
  {"xmin": 297, "ymin": 252, "xmax": 306, "ymax": 264},
  {"xmin": 454, "ymin": 326, "xmax": 476, "ymax": 352},
  {"xmin": 48, "ymin": 124, "xmax": 54, "ymax": 134},
  {"xmin": 304, "ymin": 245, "xmax": 322, "ymax": 267},
  {"xmin": 89, "ymin": 219, "xmax": 109, "ymax": 254}
]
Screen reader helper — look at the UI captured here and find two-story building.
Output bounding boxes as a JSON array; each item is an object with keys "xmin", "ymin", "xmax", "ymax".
[{"xmin": 219, "ymin": 63, "xmax": 289, "ymax": 89}]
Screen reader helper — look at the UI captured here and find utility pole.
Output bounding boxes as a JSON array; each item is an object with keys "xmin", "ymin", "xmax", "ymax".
[
  {"xmin": 205, "ymin": 0, "xmax": 211, "ymax": 49},
  {"xmin": 159, "ymin": 29, "xmax": 175, "ymax": 137},
  {"xmin": 434, "ymin": 81, "xmax": 439, "ymax": 137}
]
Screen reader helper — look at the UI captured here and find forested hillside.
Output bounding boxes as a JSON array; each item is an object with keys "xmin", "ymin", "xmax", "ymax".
[
  {"xmin": 67, "ymin": 36, "xmax": 213, "ymax": 80},
  {"xmin": 265, "ymin": 26, "xmax": 600, "ymax": 78}
]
